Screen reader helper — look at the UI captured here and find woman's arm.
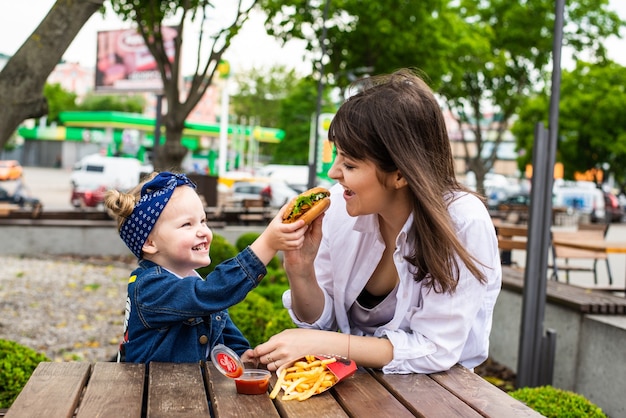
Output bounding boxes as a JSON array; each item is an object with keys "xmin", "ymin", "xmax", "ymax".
[
  {"xmin": 252, "ymin": 329, "xmax": 394, "ymax": 371},
  {"xmin": 282, "ymin": 215, "xmax": 327, "ymax": 323}
]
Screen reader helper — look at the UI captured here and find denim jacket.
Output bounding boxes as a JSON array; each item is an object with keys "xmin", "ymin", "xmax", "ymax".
[{"xmin": 121, "ymin": 246, "xmax": 266, "ymax": 363}]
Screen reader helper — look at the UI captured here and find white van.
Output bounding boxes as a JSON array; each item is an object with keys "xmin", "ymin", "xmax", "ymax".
[
  {"xmin": 70, "ymin": 154, "xmax": 152, "ymax": 191},
  {"xmin": 553, "ymin": 181, "xmax": 606, "ymax": 222}
]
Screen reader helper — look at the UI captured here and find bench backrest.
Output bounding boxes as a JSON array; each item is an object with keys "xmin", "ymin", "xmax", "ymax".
[{"xmin": 495, "ymin": 224, "xmax": 528, "ymax": 251}]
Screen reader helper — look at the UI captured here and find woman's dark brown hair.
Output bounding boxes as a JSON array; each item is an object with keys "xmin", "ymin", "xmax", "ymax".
[{"xmin": 329, "ymin": 68, "xmax": 486, "ymax": 293}]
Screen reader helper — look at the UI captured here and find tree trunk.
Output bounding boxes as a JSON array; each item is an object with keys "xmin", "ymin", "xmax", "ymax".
[
  {"xmin": 153, "ymin": 111, "xmax": 188, "ymax": 172},
  {"xmin": 0, "ymin": 0, "xmax": 104, "ymax": 145}
]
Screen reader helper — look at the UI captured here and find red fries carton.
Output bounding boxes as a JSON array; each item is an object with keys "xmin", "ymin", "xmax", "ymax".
[{"xmin": 271, "ymin": 354, "xmax": 357, "ymax": 401}]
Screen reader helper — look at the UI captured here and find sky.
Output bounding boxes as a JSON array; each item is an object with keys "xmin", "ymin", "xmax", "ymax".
[
  {"xmin": 0, "ymin": 1, "xmax": 310, "ymax": 76},
  {"xmin": 0, "ymin": 0, "xmax": 624, "ymax": 76}
]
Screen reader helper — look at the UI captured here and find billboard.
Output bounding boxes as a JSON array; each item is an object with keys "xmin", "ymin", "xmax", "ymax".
[{"xmin": 95, "ymin": 27, "xmax": 177, "ymax": 92}]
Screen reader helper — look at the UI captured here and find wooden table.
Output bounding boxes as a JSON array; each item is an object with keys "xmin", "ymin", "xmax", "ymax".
[
  {"xmin": 5, "ymin": 361, "xmax": 541, "ymax": 417},
  {"xmin": 552, "ymin": 238, "xmax": 626, "ymax": 291}
]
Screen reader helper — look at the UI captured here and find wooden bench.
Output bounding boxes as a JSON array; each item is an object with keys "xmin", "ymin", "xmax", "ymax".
[
  {"xmin": 502, "ymin": 266, "xmax": 626, "ymax": 314},
  {"xmin": 6, "ymin": 361, "xmax": 541, "ymax": 417},
  {"xmin": 494, "ymin": 224, "xmax": 529, "ymax": 267}
]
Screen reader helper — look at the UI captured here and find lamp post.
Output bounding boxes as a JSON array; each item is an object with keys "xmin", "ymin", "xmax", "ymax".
[
  {"xmin": 308, "ymin": 0, "xmax": 331, "ymax": 189},
  {"xmin": 217, "ymin": 60, "xmax": 231, "ymax": 178}
]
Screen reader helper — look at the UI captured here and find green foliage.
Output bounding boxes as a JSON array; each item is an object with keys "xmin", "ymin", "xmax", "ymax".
[
  {"xmin": 196, "ymin": 234, "xmax": 239, "ymax": 277},
  {"xmin": 43, "ymin": 83, "xmax": 77, "ymax": 124},
  {"xmin": 78, "ymin": 93, "xmax": 145, "ymax": 113},
  {"xmin": 274, "ymin": 75, "xmax": 335, "ymax": 165},
  {"xmin": 235, "ymin": 232, "xmax": 281, "ymax": 270},
  {"xmin": 230, "ymin": 291, "xmax": 296, "ymax": 348},
  {"xmin": 509, "ymin": 386, "xmax": 606, "ymax": 418},
  {"xmin": 0, "ymin": 339, "xmax": 50, "ymax": 408},
  {"xmin": 512, "ymin": 60, "xmax": 626, "ymax": 186}
]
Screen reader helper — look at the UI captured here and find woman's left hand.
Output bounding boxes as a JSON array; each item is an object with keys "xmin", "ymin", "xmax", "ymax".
[{"xmin": 251, "ymin": 328, "xmax": 334, "ymax": 372}]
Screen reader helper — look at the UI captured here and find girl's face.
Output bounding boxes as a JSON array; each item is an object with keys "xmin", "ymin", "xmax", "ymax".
[
  {"xmin": 143, "ymin": 186, "xmax": 213, "ymax": 277},
  {"xmin": 328, "ymin": 147, "xmax": 407, "ymax": 218}
]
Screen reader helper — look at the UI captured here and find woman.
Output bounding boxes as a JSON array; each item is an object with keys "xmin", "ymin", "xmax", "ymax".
[{"xmin": 254, "ymin": 69, "xmax": 501, "ymax": 374}]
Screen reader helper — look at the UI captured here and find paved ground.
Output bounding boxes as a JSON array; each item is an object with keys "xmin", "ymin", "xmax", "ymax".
[{"xmin": 4, "ymin": 166, "xmax": 74, "ymax": 210}]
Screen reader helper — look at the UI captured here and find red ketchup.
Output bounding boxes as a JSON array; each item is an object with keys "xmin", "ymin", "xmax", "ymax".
[
  {"xmin": 234, "ymin": 370, "xmax": 271, "ymax": 395},
  {"xmin": 211, "ymin": 344, "xmax": 271, "ymax": 395}
]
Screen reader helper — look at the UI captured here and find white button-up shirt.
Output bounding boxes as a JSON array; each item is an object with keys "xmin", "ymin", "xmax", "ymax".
[{"xmin": 283, "ymin": 183, "xmax": 501, "ymax": 374}]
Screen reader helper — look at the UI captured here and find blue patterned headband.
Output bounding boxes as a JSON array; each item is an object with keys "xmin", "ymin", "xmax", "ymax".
[{"xmin": 120, "ymin": 172, "xmax": 196, "ymax": 259}]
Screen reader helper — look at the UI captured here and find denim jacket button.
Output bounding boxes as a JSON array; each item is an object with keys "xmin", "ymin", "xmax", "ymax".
[
  {"xmin": 256, "ymin": 274, "xmax": 264, "ymax": 281},
  {"xmin": 187, "ymin": 318, "xmax": 195, "ymax": 323},
  {"xmin": 199, "ymin": 335, "xmax": 208, "ymax": 345},
  {"xmin": 215, "ymin": 315, "xmax": 221, "ymax": 321}
]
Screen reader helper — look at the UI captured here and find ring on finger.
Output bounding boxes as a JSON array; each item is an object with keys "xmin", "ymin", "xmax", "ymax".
[{"xmin": 267, "ymin": 355, "xmax": 273, "ymax": 363}]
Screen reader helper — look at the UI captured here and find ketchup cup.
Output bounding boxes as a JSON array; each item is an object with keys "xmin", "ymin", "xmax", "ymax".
[{"xmin": 211, "ymin": 344, "xmax": 271, "ymax": 395}]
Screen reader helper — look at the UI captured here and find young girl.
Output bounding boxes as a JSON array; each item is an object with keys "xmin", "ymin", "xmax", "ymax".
[
  {"xmin": 253, "ymin": 69, "xmax": 501, "ymax": 374},
  {"xmin": 105, "ymin": 171, "xmax": 307, "ymax": 363}
]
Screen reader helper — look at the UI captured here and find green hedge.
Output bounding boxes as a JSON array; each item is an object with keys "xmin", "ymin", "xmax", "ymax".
[
  {"xmin": 510, "ymin": 386, "xmax": 606, "ymax": 417},
  {"xmin": 0, "ymin": 339, "xmax": 49, "ymax": 408}
]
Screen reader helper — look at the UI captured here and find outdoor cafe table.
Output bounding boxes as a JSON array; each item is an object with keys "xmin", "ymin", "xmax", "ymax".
[
  {"xmin": 5, "ymin": 361, "xmax": 541, "ymax": 417},
  {"xmin": 551, "ymin": 237, "xmax": 626, "ymax": 288}
]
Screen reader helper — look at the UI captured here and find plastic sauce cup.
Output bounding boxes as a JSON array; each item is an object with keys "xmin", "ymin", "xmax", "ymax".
[
  {"xmin": 234, "ymin": 370, "xmax": 271, "ymax": 395},
  {"xmin": 211, "ymin": 344, "xmax": 271, "ymax": 395}
]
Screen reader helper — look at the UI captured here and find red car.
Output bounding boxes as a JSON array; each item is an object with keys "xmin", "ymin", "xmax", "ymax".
[{"xmin": 71, "ymin": 184, "xmax": 107, "ymax": 208}]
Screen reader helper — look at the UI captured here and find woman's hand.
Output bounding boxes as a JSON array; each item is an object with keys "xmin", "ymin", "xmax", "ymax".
[
  {"xmin": 283, "ymin": 213, "xmax": 324, "ymax": 277},
  {"xmin": 252, "ymin": 328, "xmax": 335, "ymax": 372}
]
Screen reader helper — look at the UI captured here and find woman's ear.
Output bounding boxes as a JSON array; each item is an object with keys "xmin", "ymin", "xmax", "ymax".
[{"xmin": 394, "ymin": 171, "xmax": 408, "ymax": 189}]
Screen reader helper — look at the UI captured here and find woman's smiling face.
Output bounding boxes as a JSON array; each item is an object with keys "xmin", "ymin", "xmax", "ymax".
[{"xmin": 328, "ymin": 147, "xmax": 401, "ymax": 218}]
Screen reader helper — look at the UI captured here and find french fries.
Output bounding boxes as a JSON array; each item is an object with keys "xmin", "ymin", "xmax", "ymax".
[{"xmin": 269, "ymin": 355, "xmax": 338, "ymax": 401}]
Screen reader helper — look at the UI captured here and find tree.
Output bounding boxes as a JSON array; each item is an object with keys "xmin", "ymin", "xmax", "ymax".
[
  {"xmin": 274, "ymin": 75, "xmax": 334, "ymax": 164},
  {"xmin": 0, "ymin": 0, "xmax": 104, "ymax": 145},
  {"xmin": 78, "ymin": 93, "xmax": 146, "ymax": 113},
  {"xmin": 438, "ymin": 0, "xmax": 623, "ymax": 194},
  {"xmin": 109, "ymin": 0, "xmax": 258, "ymax": 171},
  {"xmin": 229, "ymin": 66, "xmax": 333, "ymax": 165},
  {"xmin": 513, "ymin": 60, "xmax": 626, "ymax": 189},
  {"xmin": 43, "ymin": 83, "xmax": 78, "ymax": 123},
  {"xmin": 260, "ymin": 0, "xmax": 624, "ymax": 194},
  {"xmin": 230, "ymin": 65, "xmax": 297, "ymax": 162}
]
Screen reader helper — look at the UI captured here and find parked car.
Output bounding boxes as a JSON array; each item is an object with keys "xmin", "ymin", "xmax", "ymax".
[
  {"xmin": 0, "ymin": 185, "xmax": 41, "ymax": 209},
  {"xmin": 230, "ymin": 180, "xmax": 298, "ymax": 208},
  {"xmin": 553, "ymin": 182, "xmax": 606, "ymax": 223},
  {"xmin": 604, "ymin": 191, "xmax": 623, "ymax": 223},
  {"xmin": 0, "ymin": 160, "xmax": 23, "ymax": 181},
  {"xmin": 71, "ymin": 183, "xmax": 107, "ymax": 208},
  {"xmin": 496, "ymin": 193, "xmax": 531, "ymax": 211}
]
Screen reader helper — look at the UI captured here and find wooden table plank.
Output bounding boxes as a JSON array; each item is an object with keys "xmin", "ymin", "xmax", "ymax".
[
  {"xmin": 552, "ymin": 239, "xmax": 626, "ymax": 254},
  {"xmin": 205, "ymin": 362, "xmax": 280, "ymax": 418},
  {"xmin": 5, "ymin": 362, "xmax": 90, "ymax": 418},
  {"xmin": 147, "ymin": 362, "xmax": 210, "ymax": 418},
  {"xmin": 269, "ymin": 374, "xmax": 349, "ymax": 418},
  {"xmin": 429, "ymin": 365, "xmax": 543, "ymax": 417},
  {"xmin": 75, "ymin": 362, "xmax": 144, "ymax": 418},
  {"xmin": 332, "ymin": 368, "xmax": 415, "ymax": 417},
  {"xmin": 370, "ymin": 369, "xmax": 483, "ymax": 417}
]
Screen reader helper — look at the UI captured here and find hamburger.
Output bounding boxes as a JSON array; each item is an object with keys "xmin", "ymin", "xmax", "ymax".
[{"xmin": 282, "ymin": 187, "xmax": 331, "ymax": 225}]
